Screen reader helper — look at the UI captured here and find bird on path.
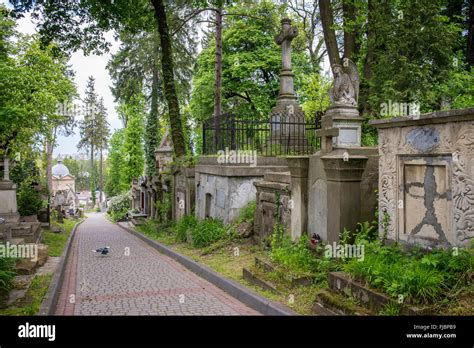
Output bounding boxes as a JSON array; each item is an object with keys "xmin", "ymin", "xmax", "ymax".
[{"xmin": 92, "ymin": 246, "xmax": 110, "ymax": 256}]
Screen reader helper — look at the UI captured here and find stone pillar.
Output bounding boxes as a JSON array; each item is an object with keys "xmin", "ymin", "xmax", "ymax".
[
  {"xmin": 3, "ymin": 157, "xmax": 9, "ymax": 181},
  {"xmin": 275, "ymin": 18, "xmax": 298, "ymax": 106},
  {"xmin": 325, "ymin": 106, "xmax": 364, "ymax": 148},
  {"xmin": 0, "ymin": 157, "xmax": 20, "ymax": 223},
  {"xmin": 286, "ymin": 156, "xmax": 309, "ymax": 241},
  {"xmin": 321, "ymin": 154, "xmax": 368, "ymax": 243}
]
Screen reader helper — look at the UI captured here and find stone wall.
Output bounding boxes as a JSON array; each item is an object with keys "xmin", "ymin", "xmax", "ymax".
[
  {"xmin": 371, "ymin": 108, "xmax": 474, "ymax": 248},
  {"xmin": 195, "ymin": 156, "xmax": 288, "ymax": 224}
]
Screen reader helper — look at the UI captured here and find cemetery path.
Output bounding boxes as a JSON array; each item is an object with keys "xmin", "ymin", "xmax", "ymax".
[{"xmin": 54, "ymin": 213, "xmax": 258, "ymax": 315}]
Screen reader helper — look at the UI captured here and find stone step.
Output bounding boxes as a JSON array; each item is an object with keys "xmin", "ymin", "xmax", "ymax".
[
  {"xmin": 9, "ymin": 238, "xmax": 25, "ymax": 245},
  {"xmin": 242, "ymin": 267, "xmax": 281, "ymax": 295},
  {"xmin": 10, "ymin": 222, "xmax": 42, "ymax": 244},
  {"xmin": 313, "ymin": 289, "xmax": 371, "ymax": 316},
  {"xmin": 255, "ymin": 257, "xmax": 313, "ymax": 288},
  {"xmin": 263, "ymin": 171, "xmax": 291, "ymax": 184}
]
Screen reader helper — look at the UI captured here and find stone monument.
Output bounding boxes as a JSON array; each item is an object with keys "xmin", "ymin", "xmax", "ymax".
[
  {"xmin": 268, "ymin": 18, "xmax": 306, "ymax": 151},
  {"xmin": 0, "ymin": 157, "xmax": 20, "ymax": 224},
  {"xmin": 308, "ymin": 59, "xmax": 378, "ymax": 244},
  {"xmin": 326, "ymin": 58, "xmax": 364, "ymax": 147},
  {"xmin": 370, "ymin": 108, "xmax": 474, "ymax": 248},
  {"xmin": 0, "ymin": 157, "xmax": 42, "ymax": 244}
]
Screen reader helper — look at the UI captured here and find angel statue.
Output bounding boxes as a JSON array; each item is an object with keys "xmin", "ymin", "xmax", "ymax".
[{"xmin": 328, "ymin": 58, "xmax": 359, "ymax": 107}]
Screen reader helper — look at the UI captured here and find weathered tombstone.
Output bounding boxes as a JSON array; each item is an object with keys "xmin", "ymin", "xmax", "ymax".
[
  {"xmin": 0, "ymin": 157, "xmax": 20, "ymax": 224},
  {"xmin": 131, "ymin": 178, "xmax": 141, "ymax": 211},
  {"xmin": 370, "ymin": 108, "xmax": 474, "ymax": 248},
  {"xmin": 172, "ymin": 166, "xmax": 195, "ymax": 222},
  {"xmin": 253, "ymin": 171, "xmax": 292, "ymax": 242},
  {"xmin": 308, "ymin": 61, "xmax": 379, "ymax": 244},
  {"xmin": 0, "ymin": 157, "xmax": 42, "ymax": 243}
]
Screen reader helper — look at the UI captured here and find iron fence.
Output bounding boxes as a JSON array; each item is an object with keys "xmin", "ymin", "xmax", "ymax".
[{"xmin": 202, "ymin": 113, "xmax": 322, "ymax": 156}]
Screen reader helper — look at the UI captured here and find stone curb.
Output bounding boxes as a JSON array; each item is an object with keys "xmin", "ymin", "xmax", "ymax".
[
  {"xmin": 38, "ymin": 219, "xmax": 85, "ymax": 316},
  {"xmin": 117, "ymin": 222, "xmax": 298, "ymax": 316}
]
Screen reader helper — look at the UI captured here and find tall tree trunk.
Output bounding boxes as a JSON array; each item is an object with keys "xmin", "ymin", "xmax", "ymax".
[
  {"xmin": 99, "ymin": 148, "xmax": 103, "ymax": 204},
  {"xmin": 90, "ymin": 142, "xmax": 95, "ymax": 206},
  {"xmin": 468, "ymin": 0, "xmax": 474, "ymax": 67},
  {"xmin": 360, "ymin": 0, "xmax": 376, "ymax": 116},
  {"xmin": 214, "ymin": 7, "xmax": 223, "ymax": 117},
  {"xmin": 145, "ymin": 63, "xmax": 160, "ymax": 177},
  {"xmin": 150, "ymin": 0, "xmax": 186, "ymax": 158},
  {"xmin": 342, "ymin": 0, "xmax": 357, "ymax": 60},
  {"xmin": 319, "ymin": 0, "xmax": 341, "ymax": 73},
  {"xmin": 214, "ymin": 7, "xmax": 223, "ymax": 148}
]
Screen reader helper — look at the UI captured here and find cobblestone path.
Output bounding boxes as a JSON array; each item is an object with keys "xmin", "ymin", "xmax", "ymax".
[{"xmin": 55, "ymin": 213, "xmax": 258, "ymax": 315}]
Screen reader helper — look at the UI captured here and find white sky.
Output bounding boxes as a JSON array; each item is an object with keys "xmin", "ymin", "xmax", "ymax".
[{"xmin": 3, "ymin": 1, "xmax": 122, "ymax": 158}]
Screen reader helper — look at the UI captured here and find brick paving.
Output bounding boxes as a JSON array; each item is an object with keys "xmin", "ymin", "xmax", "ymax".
[{"xmin": 55, "ymin": 213, "xmax": 258, "ymax": 315}]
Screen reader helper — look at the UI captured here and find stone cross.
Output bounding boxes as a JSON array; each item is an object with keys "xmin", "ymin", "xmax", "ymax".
[
  {"xmin": 275, "ymin": 18, "xmax": 298, "ymax": 105},
  {"xmin": 316, "ymin": 115, "xmax": 339, "ymax": 153}
]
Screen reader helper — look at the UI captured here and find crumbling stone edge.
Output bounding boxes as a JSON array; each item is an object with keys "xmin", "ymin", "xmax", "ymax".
[
  {"xmin": 38, "ymin": 219, "xmax": 85, "ymax": 316},
  {"xmin": 117, "ymin": 223, "xmax": 298, "ymax": 316}
]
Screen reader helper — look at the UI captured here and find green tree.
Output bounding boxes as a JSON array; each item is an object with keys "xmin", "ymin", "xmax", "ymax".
[
  {"xmin": 190, "ymin": 0, "xmax": 310, "ymax": 123},
  {"xmin": 77, "ymin": 76, "xmax": 102, "ymax": 205},
  {"xmin": 0, "ymin": 7, "xmax": 76, "ymax": 161},
  {"xmin": 120, "ymin": 96, "xmax": 145, "ymax": 187},
  {"xmin": 105, "ymin": 129, "xmax": 127, "ymax": 197}
]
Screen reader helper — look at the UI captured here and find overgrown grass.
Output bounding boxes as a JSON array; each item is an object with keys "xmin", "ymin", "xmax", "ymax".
[
  {"xmin": 0, "ymin": 257, "xmax": 16, "ymax": 298},
  {"xmin": 0, "ymin": 274, "xmax": 52, "ymax": 315},
  {"xmin": 42, "ymin": 218, "xmax": 79, "ymax": 257},
  {"xmin": 190, "ymin": 218, "xmax": 228, "ymax": 248},
  {"xmin": 343, "ymin": 239, "xmax": 474, "ymax": 305},
  {"xmin": 174, "ymin": 215, "xmax": 198, "ymax": 242},
  {"xmin": 171, "ymin": 216, "xmax": 231, "ymax": 248}
]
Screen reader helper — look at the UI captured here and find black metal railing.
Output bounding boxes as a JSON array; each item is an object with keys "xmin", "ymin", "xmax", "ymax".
[{"xmin": 202, "ymin": 113, "xmax": 321, "ymax": 156}]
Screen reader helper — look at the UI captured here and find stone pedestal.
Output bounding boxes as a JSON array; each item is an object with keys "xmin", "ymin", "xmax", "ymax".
[
  {"xmin": 321, "ymin": 154, "xmax": 368, "ymax": 244},
  {"xmin": 326, "ymin": 105, "xmax": 364, "ymax": 148},
  {"xmin": 172, "ymin": 166, "xmax": 195, "ymax": 222},
  {"xmin": 254, "ymin": 171, "xmax": 291, "ymax": 243},
  {"xmin": 0, "ymin": 180, "xmax": 20, "ymax": 223},
  {"xmin": 286, "ymin": 156, "xmax": 309, "ymax": 240}
]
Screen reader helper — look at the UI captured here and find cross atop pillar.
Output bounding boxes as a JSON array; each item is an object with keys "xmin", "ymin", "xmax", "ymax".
[
  {"xmin": 275, "ymin": 18, "xmax": 298, "ymax": 106},
  {"xmin": 316, "ymin": 115, "xmax": 339, "ymax": 153}
]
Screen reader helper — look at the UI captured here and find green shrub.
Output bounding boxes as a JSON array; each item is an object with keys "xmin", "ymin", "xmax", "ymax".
[
  {"xmin": 107, "ymin": 192, "xmax": 131, "ymax": 221},
  {"xmin": 237, "ymin": 201, "xmax": 256, "ymax": 223},
  {"xmin": 174, "ymin": 215, "xmax": 198, "ymax": 242},
  {"xmin": 17, "ymin": 178, "xmax": 43, "ymax": 216},
  {"xmin": 190, "ymin": 218, "xmax": 227, "ymax": 248},
  {"xmin": 155, "ymin": 192, "xmax": 171, "ymax": 222}
]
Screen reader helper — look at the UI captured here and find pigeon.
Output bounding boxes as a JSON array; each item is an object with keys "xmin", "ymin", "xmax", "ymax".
[{"xmin": 92, "ymin": 246, "xmax": 110, "ymax": 256}]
